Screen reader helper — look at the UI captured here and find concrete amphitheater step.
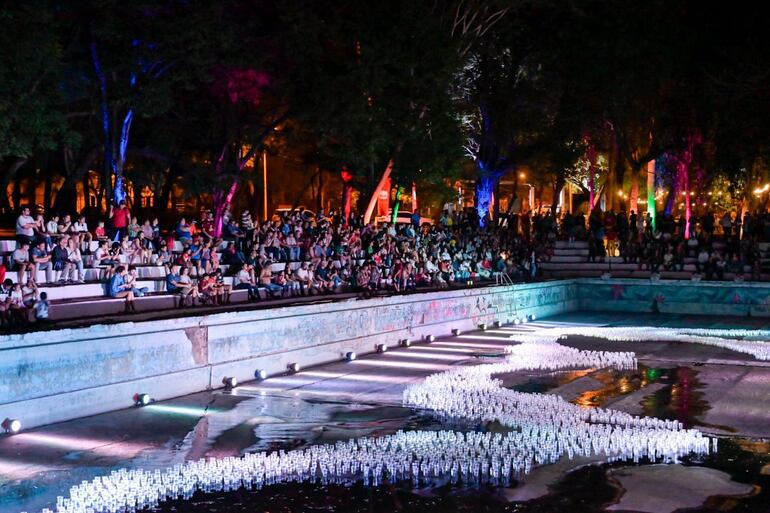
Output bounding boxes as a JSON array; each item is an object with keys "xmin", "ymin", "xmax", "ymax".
[{"xmin": 48, "ymin": 289, "xmax": 251, "ymax": 321}]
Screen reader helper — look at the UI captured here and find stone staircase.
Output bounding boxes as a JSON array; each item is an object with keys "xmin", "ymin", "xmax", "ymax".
[{"xmin": 540, "ymin": 240, "xmax": 767, "ymax": 281}]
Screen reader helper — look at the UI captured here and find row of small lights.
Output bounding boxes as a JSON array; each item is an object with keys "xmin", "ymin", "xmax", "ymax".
[{"xmin": 3, "ymin": 313, "xmax": 538, "ymax": 434}]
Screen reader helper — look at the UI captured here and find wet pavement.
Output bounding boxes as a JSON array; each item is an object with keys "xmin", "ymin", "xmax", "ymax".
[{"xmin": 2, "ymin": 312, "xmax": 770, "ymax": 513}]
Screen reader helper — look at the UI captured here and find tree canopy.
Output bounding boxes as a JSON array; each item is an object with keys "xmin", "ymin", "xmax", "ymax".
[{"xmin": 2, "ymin": 0, "xmax": 770, "ymax": 221}]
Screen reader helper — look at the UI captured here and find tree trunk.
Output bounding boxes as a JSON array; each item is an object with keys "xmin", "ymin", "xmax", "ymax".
[
  {"xmin": 82, "ymin": 172, "xmax": 90, "ymax": 213},
  {"xmin": 0, "ymin": 158, "xmax": 28, "ymax": 213},
  {"xmin": 54, "ymin": 147, "xmax": 99, "ymax": 213},
  {"xmin": 12, "ymin": 174, "xmax": 22, "ymax": 210},
  {"xmin": 291, "ymin": 169, "xmax": 322, "ymax": 213},
  {"xmin": 474, "ymin": 171, "xmax": 497, "ymax": 227},
  {"xmin": 613, "ymin": 152, "xmax": 626, "ymax": 211},
  {"xmin": 27, "ymin": 174, "xmax": 36, "ymax": 207},
  {"xmin": 505, "ymin": 172, "xmax": 519, "ymax": 215},
  {"xmin": 43, "ymin": 170, "xmax": 53, "ymax": 211},
  {"xmin": 213, "ymin": 181, "xmax": 239, "ymax": 238},
  {"xmin": 552, "ymin": 173, "xmax": 566, "ymax": 212}
]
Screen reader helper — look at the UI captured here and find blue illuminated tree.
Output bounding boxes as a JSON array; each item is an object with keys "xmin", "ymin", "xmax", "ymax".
[
  {"xmin": 84, "ymin": 1, "xmax": 219, "ymax": 207},
  {"xmin": 456, "ymin": 12, "xmax": 562, "ymax": 226}
]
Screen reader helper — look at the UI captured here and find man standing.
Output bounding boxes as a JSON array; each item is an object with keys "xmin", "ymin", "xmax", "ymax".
[{"xmin": 109, "ymin": 201, "xmax": 130, "ymax": 242}]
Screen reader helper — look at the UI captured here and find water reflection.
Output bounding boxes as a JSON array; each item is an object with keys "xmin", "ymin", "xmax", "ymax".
[{"xmin": 572, "ymin": 365, "xmax": 658, "ymax": 408}]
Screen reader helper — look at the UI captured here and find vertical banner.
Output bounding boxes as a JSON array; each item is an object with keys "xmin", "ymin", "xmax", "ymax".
[
  {"xmin": 377, "ymin": 176, "xmax": 391, "ymax": 217},
  {"xmin": 587, "ymin": 143, "xmax": 597, "ymax": 209},
  {"xmin": 340, "ymin": 166, "xmax": 354, "ymax": 226},
  {"xmin": 363, "ymin": 160, "xmax": 393, "ymax": 225},
  {"xmin": 646, "ymin": 159, "xmax": 656, "ymax": 231}
]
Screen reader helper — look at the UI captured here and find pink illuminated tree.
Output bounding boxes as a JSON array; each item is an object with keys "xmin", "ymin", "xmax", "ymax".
[{"xmin": 207, "ymin": 66, "xmax": 287, "ymax": 237}]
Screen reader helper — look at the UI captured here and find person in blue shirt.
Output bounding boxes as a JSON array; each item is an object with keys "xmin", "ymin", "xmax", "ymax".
[
  {"xmin": 175, "ymin": 218, "xmax": 192, "ymax": 243},
  {"xmin": 166, "ymin": 265, "xmax": 181, "ymax": 293},
  {"xmin": 109, "ymin": 265, "xmax": 135, "ymax": 312}
]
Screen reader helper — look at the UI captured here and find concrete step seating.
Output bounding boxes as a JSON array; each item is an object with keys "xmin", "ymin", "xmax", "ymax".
[
  {"xmin": 539, "ymin": 261, "xmax": 741, "ymax": 273},
  {"xmin": 546, "ymin": 236, "xmax": 761, "ymax": 281},
  {"xmin": 48, "ymin": 289, "xmax": 250, "ymax": 321}
]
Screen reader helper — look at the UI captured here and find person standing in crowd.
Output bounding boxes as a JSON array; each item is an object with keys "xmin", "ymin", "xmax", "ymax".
[{"xmin": 109, "ymin": 201, "xmax": 131, "ymax": 241}]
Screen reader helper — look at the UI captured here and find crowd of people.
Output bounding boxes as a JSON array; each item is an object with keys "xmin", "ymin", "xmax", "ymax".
[
  {"xmin": 2, "ymin": 202, "xmax": 544, "ymax": 324},
  {"xmin": 3, "ymin": 199, "xmax": 767, "ymax": 327},
  {"xmin": 567, "ymin": 207, "xmax": 766, "ymax": 280}
]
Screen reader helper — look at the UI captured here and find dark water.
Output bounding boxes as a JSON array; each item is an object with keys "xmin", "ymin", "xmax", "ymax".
[{"xmin": 148, "ymin": 465, "xmax": 617, "ymax": 513}]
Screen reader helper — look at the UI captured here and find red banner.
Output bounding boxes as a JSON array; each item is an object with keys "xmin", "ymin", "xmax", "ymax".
[{"xmin": 377, "ymin": 177, "xmax": 391, "ymax": 217}]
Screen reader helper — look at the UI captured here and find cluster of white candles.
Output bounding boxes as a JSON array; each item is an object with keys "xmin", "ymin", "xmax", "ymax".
[
  {"xmin": 404, "ymin": 339, "xmax": 710, "ymax": 464},
  {"xmin": 504, "ymin": 326, "xmax": 770, "ymax": 361},
  {"xmin": 35, "ymin": 329, "xmax": 727, "ymax": 513}
]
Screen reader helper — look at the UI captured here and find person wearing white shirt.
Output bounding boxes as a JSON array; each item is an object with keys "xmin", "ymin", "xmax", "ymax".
[
  {"xmin": 234, "ymin": 264, "xmax": 260, "ymax": 300},
  {"xmin": 64, "ymin": 238, "xmax": 85, "ymax": 283},
  {"xmin": 12, "ymin": 242, "xmax": 35, "ymax": 284},
  {"xmin": 46, "ymin": 216, "xmax": 59, "ymax": 234},
  {"xmin": 15, "ymin": 206, "xmax": 36, "ymax": 245},
  {"xmin": 73, "ymin": 216, "xmax": 93, "ymax": 253}
]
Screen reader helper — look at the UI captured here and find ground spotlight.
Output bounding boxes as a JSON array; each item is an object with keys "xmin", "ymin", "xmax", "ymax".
[
  {"xmin": 493, "ymin": 321, "xmax": 501, "ymax": 328},
  {"xmin": 451, "ymin": 328, "xmax": 462, "ymax": 336},
  {"xmin": 255, "ymin": 369, "xmax": 268, "ymax": 380},
  {"xmin": 133, "ymin": 393, "xmax": 152, "ymax": 406},
  {"xmin": 400, "ymin": 338, "xmax": 411, "ymax": 347},
  {"xmin": 222, "ymin": 376, "xmax": 238, "ymax": 389},
  {"xmin": 1, "ymin": 418, "xmax": 21, "ymax": 434},
  {"xmin": 529, "ymin": 314, "xmax": 537, "ymax": 322},
  {"xmin": 479, "ymin": 323, "xmax": 488, "ymax": 331},
  {"xmin": 287, "ymin": 362, "xmax": 300, "ymax": 373},
  {"xmin": 345, "ymin": 351, "xmax": 357, "ymax": 361},
  {"xmin": 425, "ymin": 334, "xmax": 436, "ymax": 342},
  {"xmin": 521, "ymin": 316, "xmax": 529, "ymax": 324},
  {"xmin": 514, "ymin": 318, "xmax": 521, "ymax": 325},
  {"xmin": 376, "ymin": 343, "xmax": 388, "ymax": 353}
]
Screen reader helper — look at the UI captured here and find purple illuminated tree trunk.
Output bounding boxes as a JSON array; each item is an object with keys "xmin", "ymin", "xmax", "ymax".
[
  {"xmin": 587, "ymin": 142, "xmax": 597, "ymax": 209},
  {"xmin": 211, "ymin": 147, "xmax": 256, "ymax": 238},
  {"xmin": 213, "ymin": 182, "xmax": 239, "ymax": 238},
  {"xmin": 208, "ymin": 68, "xmax": 280, "ymax": 237},
  {"xmin": 673, "ymin": 132, "xmax": 702, "ymax": 239}
]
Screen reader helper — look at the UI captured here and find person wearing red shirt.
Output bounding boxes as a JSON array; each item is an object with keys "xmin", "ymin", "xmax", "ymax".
[{"xmin": 109, "ymin": 201, "xmax": 131, "ymax": 242}]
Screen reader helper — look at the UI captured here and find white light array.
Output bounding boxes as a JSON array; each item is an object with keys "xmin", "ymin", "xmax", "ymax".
[
  {"xmin": 403, "ymin": 339, "xmax": 711, "ymax": 478},
  {"xmin": 44, "ymin": 335, "xmax": 717, "ymax": 513},
  {"xmin": 504, "ymin": 326, "xmax": 770, "ymax": 361}
]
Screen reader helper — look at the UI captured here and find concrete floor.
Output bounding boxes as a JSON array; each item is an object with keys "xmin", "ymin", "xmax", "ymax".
[{"xmin": 1, "ymin": 312, "xmax": 769, "ymax": 513}]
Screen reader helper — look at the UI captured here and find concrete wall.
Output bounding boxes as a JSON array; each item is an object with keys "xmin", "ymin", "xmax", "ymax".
[
  {"xmin": 0, "ymin": 280, "xmax": 578, "ymax": 429},
  {"xmin": 578, "ymin": 278, "xmax": 770, "ymax": 317}
]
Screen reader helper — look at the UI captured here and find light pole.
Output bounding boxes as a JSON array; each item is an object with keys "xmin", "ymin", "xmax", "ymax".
[
  {"xmin": 262, "ymin": 149, "xmax": 268, "ymax": 221},
  {"xmin": 518, "ymin": 172, "xmax": 535, "ymax": 212}
]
